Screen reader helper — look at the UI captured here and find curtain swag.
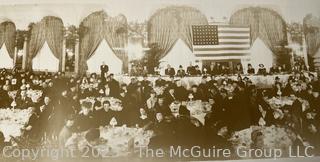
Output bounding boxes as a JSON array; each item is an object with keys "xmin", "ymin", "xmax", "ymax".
[
  {"xmin": 79, "ymin": 11, "xmax": 128, "ymax": 74},
  {"xmin": 148, "ymin": 6, "xmax": 208, "ymax": 60},
  {"xmin": 27, "ymin": 16, "xmax": 64, "ymax": 70},
  {"xmin": 0, "ymin": 21, "xmax": 16, "ymax": 59},
  {"xmin": 230, "ymin": 7, "xmax": 288, "ymax": 57}
]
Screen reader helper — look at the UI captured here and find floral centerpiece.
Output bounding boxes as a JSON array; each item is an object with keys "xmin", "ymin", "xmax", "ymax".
[
  {"xmin": 8, "ymin": 90, "xmax": 43, "ymax": 103},
  {"xmin": 230, "ymin": 126, "xmax": 296, "ymax": 154},
  {"xmin": 65, "ymin": 125, "xmax": 153, "ymax": 157},
  {"xmin": 267, "ymin": 96, "xmax": 309, "ymax": 111},
  {"xmin": 186, "ymin": 100, "xmax": 204, "ymax": 116},
  {"xmin": 153, "ymin": 86, "xmax": 165, "ymax": 96},
  {"xmin": 79, "ymin": 82, "xmax": 99, "ymax": 90},
  {"xmin": 0, "ymin": 108, "xmax": 33, "ymax": 141}
]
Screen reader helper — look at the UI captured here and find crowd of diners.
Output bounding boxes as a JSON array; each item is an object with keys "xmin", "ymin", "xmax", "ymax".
[
  {"xmin": 130, "ymin": 61, "xmax": 308, "ymax": 77},
  {"xmin": 0, "ymin": 61, "xmax": 319, "ymax": 157}
]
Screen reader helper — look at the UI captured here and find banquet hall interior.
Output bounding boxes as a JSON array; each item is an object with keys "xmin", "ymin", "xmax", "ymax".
[{"xmin": 0, "ymin": 0, "xmax": 320, "ymax": 161}]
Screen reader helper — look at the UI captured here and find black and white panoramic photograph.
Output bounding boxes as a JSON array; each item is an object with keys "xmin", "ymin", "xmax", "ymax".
[{"xmin": 0, "ymin": 0, "xmax": 319, "ymax": 162}]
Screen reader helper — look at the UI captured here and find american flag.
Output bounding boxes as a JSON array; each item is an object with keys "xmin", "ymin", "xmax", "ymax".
[{"xmin": 192, "ymin": 24, "xmax": 251, "ymax": 59}]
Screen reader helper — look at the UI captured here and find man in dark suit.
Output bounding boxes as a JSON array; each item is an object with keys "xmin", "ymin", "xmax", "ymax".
[
  {"xmin": 207, "ymin": 62, "xmax": 216, "ymax": 76},
  {"xmin": 175, "ymin": 80, "xmax": 188, "ymax": 101},
  {"xmin": 155, "ymin": 76, "xmax": 166, "ymax": 87},
  {"xmin": 176, "ymin": 65, "xmax": 186, "ymax": 77},
  {"xmin": 198, "ymin": 76, "xmax": 209, "ymax": 101},
  {"xmin": 165, "ymin": 65, "xmax": 175, "ymax": 76},
  {"xmin": 165, "ymin": 86, "xmax": 176, "ymax": 106},
  {"xmin": 100, "ymin": 62, "xmax": 109, "ymax": 78},
  {"xmin": 190, "ymin": 85, "xmax": 202, "ymax": 100},
  {"xmin": 108, "ymin": 74, "xmax": 120, "ymax": 98},
  {"xmin": 269, "ymin": 63, "xmax": 279, "ymax": 74},
  {"xmin": 0, "ymin": 85, "xmax": 11, "ymax": 107},
  {"xmin": 187, "ymin": 63, "xmax": 196, "ymax": 76},
  {"xmin": 215, "ymin": 63, "xmax": 223, "ymax": 75},
  {"xmin": 37, "ymin": 96, "xmax": 54, "ymax": 137},
  {"xmin": 15, "ymin": 90, "xmax": 34, "ymax": 109}
]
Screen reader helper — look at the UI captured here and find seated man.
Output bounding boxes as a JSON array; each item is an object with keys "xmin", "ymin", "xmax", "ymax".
[
  {"xmin": 269, "ymin": 63, "xmax": 280, "ymax": 74},
  {"xmin": 234, "ymin": 63, "xmax": 244, "ymax": 75},
  {"xmin": 210, "ymin": 121, "xmax": 232, "ymax": 149},
  {"xmin": 155, "ymin": 76, "xmax": 166, "ymax": 87},
  {"xmin": 176, "ymin": 65, "xmax": 186, "ymax": 77},
  {"xmin": 76, "ymin": 101, "xmax": 94, "ymax": 132},
  {"xmin": 93, "ymin": 100, "xmax": 115, "ymax": 127},
  {"xmin": 59, "ymin": 115, "xmax": 76, "ymax": 147},
  {"xmin": 15, "ymin": 90, "xmax": 34, "ymax": 109},
  {"xmin": 165, "ymin": 64, "xmax": 175, "ymax": 76},
  {"xmin": 187, "ymin": 63, "xmax": 196, "ymax": 76},
  {"xmin": 0, "ymin": 85, "xmax": 11, "ymax": 108}
]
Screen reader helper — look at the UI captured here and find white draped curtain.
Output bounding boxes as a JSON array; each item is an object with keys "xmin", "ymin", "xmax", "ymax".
[
  {"xmin": 28, "ymin": 16, "xmax": 63, "ymax": 71},
  {"xmin": 148, "ymin": 6, "xmax": 208, "ymax": 60},
  {"xmin": 230, "ymin": 7, "xmax": 288, "ymax": 63},
  {"xmin": 32, "ymin": 41, "xmax": 59, "ymax": 72},
  {"xmin": 303, "ymin": 14, "xmax": 320, "ymax": 70},
  {"xmin": 79, "ymin": 11, "xmax": 128, "ymax": 74},
  {"xmin": 0, "ymin": 21, "xmax": 16, "ymax": 69},
  {"xmin": 86, "ymin": 39, "xmax": 123, "ymax": 74}
]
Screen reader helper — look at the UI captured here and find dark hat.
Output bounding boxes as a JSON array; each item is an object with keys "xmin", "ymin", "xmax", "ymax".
[
  {"xmin": 219, "ymin": 88, "xmax": 227, "ymax": 94},
  {"xmin": 168, "ymin": 86, "xmax": 175, "ymax": 90},
  {"xmin": 102, "ymin": 100, "xmax": 110, "ymax": 105},
  {"xmin": 85, "ymin": 128, "xmax": 100, "ymax": 142},
  {"xmin": 215, "ymin": 121, "xmax": 228, "ymax": 130},
  {"xmin": 66, "ymin": 114, "xmax": 76, "ymax": 121},
  {"xmin": 94, "ymin": 101, "xmax": 102, "ymax": 107},
  {"xmin": 120, "ymin": 89, "xmax": 126, "ymax": 93},
  {"xmin": 82, "ymin": 101, "xmax": 92, "ymax": 109}
]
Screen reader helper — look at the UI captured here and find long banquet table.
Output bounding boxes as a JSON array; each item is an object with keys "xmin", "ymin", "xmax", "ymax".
[{"xmin": 115, "ymin": 74, "xmax": 310, "ymax": 89}]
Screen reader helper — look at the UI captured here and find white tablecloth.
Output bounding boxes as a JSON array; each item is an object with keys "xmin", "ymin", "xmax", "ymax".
[{"xmin": 115, "ymin": 74, "xmax": 299, "ymax": 89}]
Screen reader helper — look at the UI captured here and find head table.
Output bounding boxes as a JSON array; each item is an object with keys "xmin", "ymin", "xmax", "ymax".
[{"xmin": 114, "ymin": 73, "xmax": 313, "ymax": 89}]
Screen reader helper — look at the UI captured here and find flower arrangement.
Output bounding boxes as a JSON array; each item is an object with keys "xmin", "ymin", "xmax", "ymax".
[
  {"xmin": 8, "ymin": 90, "xmax": 43, "ymax": 103},
  {"xmin": 66, "ymin": 125, "xmax": 153, "ymax": 157},
  {"xmin": 153, "ymin": 86, "xmax": 165, "ymax": 96},
  {"xmin": 267, "ymin": 96, "xmax": 309, "ymax": 111},
  {"xmin": 0, "ymin": 108, "xmax": 33, "ymax": 141},
  {"xmin": 230, "ymin": 126, "xmax": 296, "ymax": 152},
  {"xmin": 186, "ymin": 100, "xmax": 203, "ymax": 116}
]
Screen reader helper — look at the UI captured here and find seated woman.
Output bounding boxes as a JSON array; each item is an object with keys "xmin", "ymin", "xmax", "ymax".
[
  {"xmin": 136, "ymin": 108, "xmax": 151, "ymax": 128},
  {"xmin": 257, "ymin": 64, "xmax": 267, "ymax": 75},
  {"xmin": 247, "ymin": 64, "xmax": 255, "ymax": 75},
  {"xmin": 272, "ymin": 82, "xmax": 283, "ymax": 97}
]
